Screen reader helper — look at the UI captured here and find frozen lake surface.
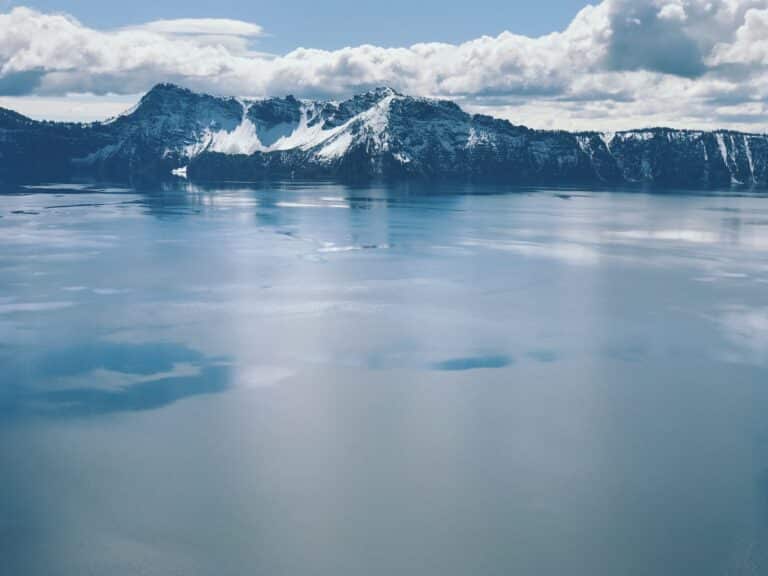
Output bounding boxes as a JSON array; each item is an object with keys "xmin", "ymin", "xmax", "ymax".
[{"xmin": 2, "ymin": 181, "xmax": 768, "ymax": 575}]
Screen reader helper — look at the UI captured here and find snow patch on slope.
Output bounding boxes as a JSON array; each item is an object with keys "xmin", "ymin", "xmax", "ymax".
[
  {"xmin": 183, "ymin": 96, "xmax": 399, "ymax": 162},
  {"xmin": 715, "ymin": 133, "xmax": 729, "ymax": 166},
  {"xmin": 311, "ymin": 94, "xmax": 398, "ymax": 162},
  {"xmin": 466, "ymin": 127, "xmax": 491, "ymax": 148},
  {"xmin": 355, "ymin": 95, "xmax": 395, "ymax": 151},
  {"xmin": 184, "ymin": 100, "xmax": 328, "ymax": 157},
  {"xmin": 600, "ymin": 131, "xmax": 615, "ymax": 150},
  {"xmin": 208, "ymin": 102, "xmax": 263, "ymax": 155},
  {"xmin": 268, "ymin": 104, "xmax": 331, "ymax": 151},
  {"xmin": 715, "ymin": 132, "xmax": 742, "ymax": 184},
  {"xmin": 575, "ymin": 135, "xmax": 591, "ymax": 156},
  {"xmin": 316, "ymin": 132, "xmax": 353, "ymax": 160},
  {"xmin": 744, "ymin": 135, "xmax": 755, "ymax": 183}
]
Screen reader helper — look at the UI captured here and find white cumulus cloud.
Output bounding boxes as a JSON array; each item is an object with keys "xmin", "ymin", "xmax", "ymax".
[
  {"xmin": 658, "ymin": 4, "xmax": 687, "ymax": 21},
  {"xmin": 0, "ymin": 1, "xmax": 767, "ymax": 131}
]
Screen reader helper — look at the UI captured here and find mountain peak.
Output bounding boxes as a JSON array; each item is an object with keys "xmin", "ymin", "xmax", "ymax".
[
  {"xmin": 128, "ymin": 83, "xmax": 242, "ymax": 127},
  {"xmin": 362, "ymin": 86, "xmax": 401, "ymax": 98},
  {"xmin": 140, "ymin": 82, "xmax": 198, "ymax": 104},
  {"xmin": 329, "ymin": 87, "xmax": 402, "ymax": 118},
  {"xmin": 146, "ymin": 82, "xmax": 193, "ymax": 95}
]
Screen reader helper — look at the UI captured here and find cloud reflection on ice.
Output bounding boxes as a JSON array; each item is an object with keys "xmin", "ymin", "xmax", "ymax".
[{"xmin": 715, "ymin": 305, "xmax": 768, "ymax": 366}]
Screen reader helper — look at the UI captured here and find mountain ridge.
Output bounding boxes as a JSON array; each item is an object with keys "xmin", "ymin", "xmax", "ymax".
[{"xmin": 0, "ymin": 83, "xmax": 766, "ymax": 187}]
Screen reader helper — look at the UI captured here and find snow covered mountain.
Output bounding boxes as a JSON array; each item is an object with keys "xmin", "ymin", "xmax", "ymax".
[{"xmin": 0, "ymin": 82, "xmax": 767, "ymax": 187}]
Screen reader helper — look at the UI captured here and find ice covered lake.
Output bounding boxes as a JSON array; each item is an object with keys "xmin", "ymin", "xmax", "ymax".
[{"xmin": 2, "ymin": 180, "xmax": 768, "ymax": 575}]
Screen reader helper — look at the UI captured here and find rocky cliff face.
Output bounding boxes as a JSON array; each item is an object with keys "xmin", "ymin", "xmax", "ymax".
[{"xmin": 0, "ymin": 82, "xmax": 766, "ymax": 187}]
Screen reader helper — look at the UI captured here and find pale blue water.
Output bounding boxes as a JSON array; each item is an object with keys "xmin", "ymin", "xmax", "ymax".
[{"xmin": 2, "ymin": 181, "xmax": 768, "ymax": 575}]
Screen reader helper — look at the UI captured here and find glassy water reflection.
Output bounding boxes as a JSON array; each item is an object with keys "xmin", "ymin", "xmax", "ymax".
[{"xmin": 2, "ymin": 181, "xmax": 768, "ymax": 575}]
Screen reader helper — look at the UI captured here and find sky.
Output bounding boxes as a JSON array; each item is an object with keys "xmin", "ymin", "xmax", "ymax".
[
  {"xmin": 4, "ymin": 0, "xmax": 592, "ymax": 52},
  {"xmin": 0, "ymin": 0, "xmax": 767, "ymax": 131}
]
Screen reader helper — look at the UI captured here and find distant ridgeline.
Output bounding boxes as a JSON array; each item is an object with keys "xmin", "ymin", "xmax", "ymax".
[{"xmin": 0, "ymin": 83, "xmax": 766, "ymax": 187}]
